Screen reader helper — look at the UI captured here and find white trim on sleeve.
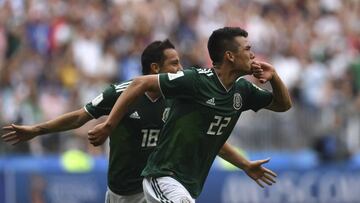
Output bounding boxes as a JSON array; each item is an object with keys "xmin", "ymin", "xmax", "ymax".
[
  {"xmin": 83, "ymin": 106, "xmax": 96, "ymax": 119},
  {"xmin": 158, "ymin": 74, "xmax": 166, "ymax": 99}
]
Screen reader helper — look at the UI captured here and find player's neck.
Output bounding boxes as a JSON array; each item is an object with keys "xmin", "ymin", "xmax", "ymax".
[{"xmin": 213, "ymin": 66, "xmax": 241, "ymax": 89}]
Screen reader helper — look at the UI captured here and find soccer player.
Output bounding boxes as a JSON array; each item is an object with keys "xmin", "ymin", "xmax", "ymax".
[
  {"xmin": 88, "ymin": 27, "xmax": 292, "ymax": 203},
  {"xmin": 2, "ymin": 38, "xmax": 276, "ymax": 203}
]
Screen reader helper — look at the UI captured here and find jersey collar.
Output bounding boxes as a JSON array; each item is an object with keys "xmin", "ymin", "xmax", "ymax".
[
  {"xmin": 212, "ymin": 68, "xmax": 234, "ymax": 92},
  {"xmin": 145, "ymin": 92, "xmax": 161, "ymax": 103}
]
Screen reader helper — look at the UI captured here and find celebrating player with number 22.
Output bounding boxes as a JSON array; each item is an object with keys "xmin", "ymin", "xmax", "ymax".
[{"xmin": 88, "ymin": 27, "xmax": 292, "ymax": 203}]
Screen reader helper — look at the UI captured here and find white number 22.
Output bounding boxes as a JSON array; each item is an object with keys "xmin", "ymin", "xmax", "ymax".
[{"xmin": 207, "ymin": 116, "xmax": 231, "ymax": 136}]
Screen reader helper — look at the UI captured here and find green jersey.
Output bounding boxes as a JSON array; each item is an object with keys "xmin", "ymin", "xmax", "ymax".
[
  {"xmin": 142, "ymin": 67, "xmax": 273, "ymax": 198},
  {"xmin": 85, "ymin": 81, "xmax": 168, "ymax": 195}
]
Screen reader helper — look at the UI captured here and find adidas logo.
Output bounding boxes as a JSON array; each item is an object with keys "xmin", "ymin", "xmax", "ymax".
[
  {"xmin": 206, "ymin": 98, "xmax": 216, "ymax": 106},
  {"xmin": 129, "ymin": 111, "xmax": 141, "ymax": 119}
]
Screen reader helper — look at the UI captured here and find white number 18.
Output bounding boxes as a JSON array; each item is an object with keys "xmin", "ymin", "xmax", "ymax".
[{"xmin": 141, "ymin": 129, "xmax": 160, "ymax": 147}]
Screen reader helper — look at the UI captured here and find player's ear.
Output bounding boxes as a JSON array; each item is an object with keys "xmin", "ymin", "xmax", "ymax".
[
  {"xmin": 225, "ymin": 51, "xmax": 235, "ymax": 63},
  {"xmin": 150, "ymin": 63, "xmax": 160, "ymax": 74}
]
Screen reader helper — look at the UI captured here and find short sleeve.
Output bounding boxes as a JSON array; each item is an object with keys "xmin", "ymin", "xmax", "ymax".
[
  {"xmin": 158, "ymin": 69, "xmax": 197, "ymax": 99},
  {"xmin": 84, "ymin": 81, "xmax": 131, "ymax": 118},
  {"xmin": 240, "ymin": 79, "xmax": 273, "ymax": 112}
]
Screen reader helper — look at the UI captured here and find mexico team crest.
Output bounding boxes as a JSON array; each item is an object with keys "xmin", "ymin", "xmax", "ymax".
[{"xmin": 233, "ymin": 93, "xmax": 242, "ymax": 110}]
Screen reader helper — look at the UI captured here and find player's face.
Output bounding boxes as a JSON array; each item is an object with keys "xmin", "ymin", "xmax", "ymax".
[
  {"xmin": 159, "ymin": 48, "xmax": 182, "ymax": 73},
  {"xmin": 231, "ymin": 36, "xmax": 255, "ymax": 74}
]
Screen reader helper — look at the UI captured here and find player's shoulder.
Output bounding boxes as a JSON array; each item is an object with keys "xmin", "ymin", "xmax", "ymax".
[
  {"xmin": 235, "ymin": 76, "xmax": 248, "ymax": 84},
  {"xmin": 183, "ymin": 66, "xmax": 214, "ymax": 78},
  {"xmin": 163, "ymin": 67, "xmax": 213, "ymax": 81},
  {"xmin": 235, "ymin": 77, "xmax": 267, "ymax": 92},
  {"xmin": 113, "ymin": 80, "xmax": 133, "ymax": 93},
  {"xmin": 235, "ymin": 77, "xmax": 256, "ymax": 90},
  {"xmin": 194, "ymin": 67, "xmax": 213, "ymax": 76}
]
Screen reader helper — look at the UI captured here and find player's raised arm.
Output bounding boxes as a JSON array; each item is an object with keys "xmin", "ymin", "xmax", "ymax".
[
  {"xmin": 1, "ymin": 108, "xmax": 92, "ymax": 145},
  {"xmin": 218, "ymin": 143, "xmax": 277, "ymax": 188},
  {"xmin": 251, "ymin": 61, "xmax": 292, "ymax": 112},
  {"xmin": 88, "ymin": 74, "xmax": 160, "ymax": 145}
]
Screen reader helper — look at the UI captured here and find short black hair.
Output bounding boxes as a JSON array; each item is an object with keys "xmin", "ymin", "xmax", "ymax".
[
  {"xmin": 207, "ymin": 27, "xmax": 248, "ymax": 65},
  {"xmin": 141, "ymin": 39, "xmax": 175, "ymax": 75}
]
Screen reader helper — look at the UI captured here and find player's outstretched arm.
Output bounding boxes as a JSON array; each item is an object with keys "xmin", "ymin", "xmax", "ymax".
[
  {"xmin": 1, "ymin": 108, "xmax": 92, "ymax": 145},
  {"xmin": 88, "ymin": 75, "xmax": 160, "ymax": 146},
  {"xmin": 218, "ymin": 143, "xmax": 277, "ymax": 188},
  {"xmin": 251, "ymin": 61, "xmax": 292, "ymax": 112}
]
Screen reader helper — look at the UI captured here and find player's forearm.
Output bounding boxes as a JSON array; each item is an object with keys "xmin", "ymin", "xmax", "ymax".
[
  {"xmin": 218, "ymin": 143, "xmax": 250, "ymax": 170},
  {"xmin": 33, "ymin": 109, "xmax": 91, "ymax": 135},
  {"xmin": 268, "ymin": 72, "xmax": 292, "ymax": 112}
]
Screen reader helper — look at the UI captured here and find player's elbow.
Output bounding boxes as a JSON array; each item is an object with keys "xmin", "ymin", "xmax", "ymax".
[
  {"xmin": 283, "ymin": 97, "xmax": 293, "ymax": 111},
  {"xmin": 276, "ymin": 100, "xmax": 292, "ymax": 112},
  {"xmin": 268, "ymin": 100, "xmax": 292, "ymax": 112},
  {"xmin": 284, "ymin": 101, "xmax": 292, "ymax": 111}
]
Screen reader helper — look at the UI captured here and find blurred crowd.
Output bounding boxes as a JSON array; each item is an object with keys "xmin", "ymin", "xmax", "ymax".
[{"xmin": 0, "ymin": 0, "xmax": 359, "ymax": 160}]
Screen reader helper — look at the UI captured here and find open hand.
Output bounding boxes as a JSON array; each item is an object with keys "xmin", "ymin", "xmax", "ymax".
[
  {"xmin": 2, "ymin": 124, "xmax": 38, "ymax": 145},
  {"xmin": 88, "ymin": 122, "xmax": 111, "ymax": 146},
  {"xmin": 243, "ymin": 158, "xmax": 277, "ymax": 188}
]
